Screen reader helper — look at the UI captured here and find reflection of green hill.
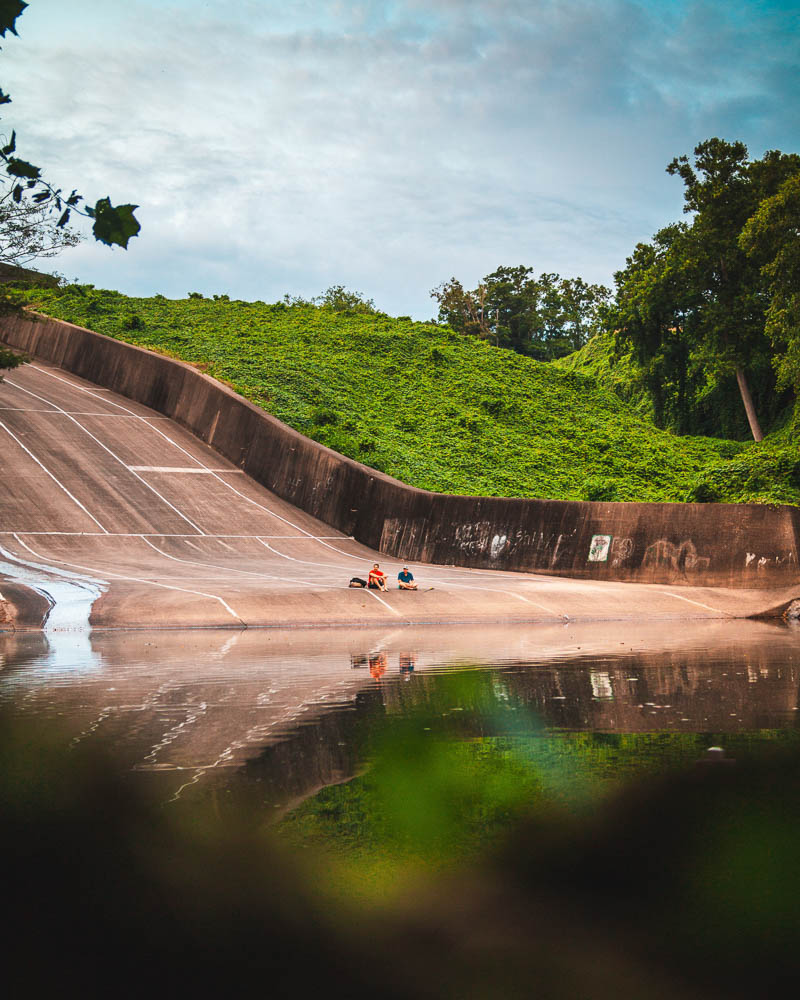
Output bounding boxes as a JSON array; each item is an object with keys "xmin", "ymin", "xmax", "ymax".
[{"xmin": 19, "ymin": 286, "xmax": 800, "ymax": 504}]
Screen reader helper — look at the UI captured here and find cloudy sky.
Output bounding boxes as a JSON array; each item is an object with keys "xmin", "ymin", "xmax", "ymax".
[{"xmin": 3, "ymin": 0, "xmax": 798, "ymax": 317}]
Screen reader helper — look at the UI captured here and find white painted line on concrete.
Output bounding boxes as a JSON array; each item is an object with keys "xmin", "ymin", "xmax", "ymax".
[
  {"xmin": 658, "ymin": 590, "xmax": 732, "ymax": 616},
  {"xmin": 128, "ymin": 466, "xmax": 245, "ymax": 474},
  {"xmin": 6, "ymin": 378, "xmax": 207, "ymax": 536},
  {"xmin": 136, "ymin": 535, "xmax": 323, "ymax": 589},
  {"xmin": 29, "ymin": 364, "xmax": 319, "ymax": 538},
  {"xmin": 0, "ymin": 407, "xmax": 168, "ymax": 417},
  {"xmin": 0, "ymin": 531, "xmax": 348, "ymax": 539},
  {"xmin": 364, "ymin": 589, "xmax": 403, "ymax": 616},
  {"xmin": 0, "ymin": 418, "xmax": 110, "ymax": 534},
  {"xmin": 11, "ymin": 534, "xmax": 244, "ymax": 624}
]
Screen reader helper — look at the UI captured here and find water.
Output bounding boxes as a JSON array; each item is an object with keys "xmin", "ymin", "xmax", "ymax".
[{"xmin": 1, "ymin": 618, "xmax": 798, "ymax": 809}]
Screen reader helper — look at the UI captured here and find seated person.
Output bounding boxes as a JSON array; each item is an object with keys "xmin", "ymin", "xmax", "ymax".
[
  {"xmin": 367, "ymin": 563, "xmax": 388, "ymax": 592},
  {"xmin": 397, "ymin": 566, "xmax": 418, "ymax": 590}
]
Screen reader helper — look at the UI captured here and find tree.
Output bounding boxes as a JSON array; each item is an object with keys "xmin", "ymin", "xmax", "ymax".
[
  {"xmin": 431, "ymin": 266, "xmax": 608, "ymax": 360},
  {"xmin": 740, "ymin": 171, "xmax": 800, "ymax": 394},
  {"xmin": 0, "ymin": 196, "xmax": 82, "ymax": 266},
  {"xmin": 0, "ymin": 3, "xmax": 139, "ymax": 251},
  {"xmin": 610, "ymin": 139, "xmax": 800, "ymax": 441}
]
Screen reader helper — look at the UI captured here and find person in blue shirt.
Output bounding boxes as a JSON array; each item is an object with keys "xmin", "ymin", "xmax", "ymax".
[{"xmin": 397, "ymin": 566, "xmax": 418, "ymax": 590}]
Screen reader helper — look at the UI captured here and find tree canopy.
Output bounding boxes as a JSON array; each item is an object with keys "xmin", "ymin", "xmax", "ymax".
[
  {"xmin": 608, "ymin": 138, "xmax": 800, "ymax": 441},
  {"xmin": 431, "ymin": 266, "xmax": 609, "ymax": 361}
]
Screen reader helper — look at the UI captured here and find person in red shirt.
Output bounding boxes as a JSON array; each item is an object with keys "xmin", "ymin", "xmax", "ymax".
[{"xmin": 368, "ymin": 563, "xmax": 388, "ymax": 591}]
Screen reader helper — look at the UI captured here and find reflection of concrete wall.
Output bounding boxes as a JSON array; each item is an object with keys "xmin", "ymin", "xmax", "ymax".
[
  {"xmin": 3, "ymin": 312, "xmax": 799, "ymax": 589},
  {"xmin": 501, "ymin": 647, "xmax": 800, "ymax": 733}
]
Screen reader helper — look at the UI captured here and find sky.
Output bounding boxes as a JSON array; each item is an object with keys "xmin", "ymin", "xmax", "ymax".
[{"xmin": 2, "ymin": 0, "xmax": 799, "ymax": 318}]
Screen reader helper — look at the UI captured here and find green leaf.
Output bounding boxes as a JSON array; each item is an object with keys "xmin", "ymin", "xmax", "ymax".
[
  {"xmin": 1, "ymin": 129, "xmax": 15, "ymax": 155},
  {"xmin": 90, "ymin": 197, "xmax": 141, "ymax": 248},
  {"xmin": 57, "ymin": 209, "xmax": 70, "ymax": 228},
  {"xmin": 0, "ymin": 88, "xmax": 11, "ymax": 105},
  {"xmin": 0, "ymin": 1, "xmax": 26, "ymax": 39},
  {"xmin": 11, "ymin": 183, "xmax": 21, "ymax": 202},
  {"xmin": 6, "ymin": 156, "xmax": 40, "ymax": 179}
]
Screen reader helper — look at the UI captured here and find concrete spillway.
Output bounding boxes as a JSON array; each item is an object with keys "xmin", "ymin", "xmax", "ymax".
[{"xmin": 0, "ymin": 312, "xmax": 798, "ymax": 630}]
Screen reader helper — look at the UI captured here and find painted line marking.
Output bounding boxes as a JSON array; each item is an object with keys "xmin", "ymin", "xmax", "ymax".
[
  {"xmin": 128, "ymin": 466, "xmax": 245, "ymax": 474},
  {"xmin": 364, "ymin": 590, "xmax": 403, "ymax": 616},
  {"xmin": 0, "ymin": 531, "xmax": 348, "ymax": 539},
  {"xmin": 0, "ymin": 407, "xmax": 170, "ymax": 418},
  {"xmin": 136, "ymin": 535, "xmax": 324, "ymax": 589},
  {"xmin": 0, "ymin": 418, "xmax": 109, "ymax": 533},
  {"xmin": 658, "ymin": 591, "xmax": 732, "ymax": 615},
  {"xmin": 6, "ymin": 378, "xmax": 206, "ymax": 536},
  {"xmin": 27, "ymin": 365, "xmax": 321, "ymax": 537},
  {"xmin": 9, "ymin": 534, "xmax": 244, "ymax": 624}
]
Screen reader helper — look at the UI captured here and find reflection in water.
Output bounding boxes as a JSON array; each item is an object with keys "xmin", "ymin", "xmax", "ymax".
[{"xmin": 0, "ymin": 619, "xmax": 799, "ymax": 806}]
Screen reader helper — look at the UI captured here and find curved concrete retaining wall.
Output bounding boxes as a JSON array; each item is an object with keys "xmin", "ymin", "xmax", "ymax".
[{"xmin": 2, "ymin": 312, "xmax": 798, "ymax": 589}]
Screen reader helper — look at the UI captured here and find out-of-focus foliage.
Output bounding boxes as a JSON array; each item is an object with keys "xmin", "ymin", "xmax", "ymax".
[{"xmin": 5, "ymin": 688, "xmax": 800, "ymax": 999}]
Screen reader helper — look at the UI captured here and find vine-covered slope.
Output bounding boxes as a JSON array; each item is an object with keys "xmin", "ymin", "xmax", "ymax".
[{"xmin": 17, "ymin": 286, "xmax": 799, "ymax": 505}]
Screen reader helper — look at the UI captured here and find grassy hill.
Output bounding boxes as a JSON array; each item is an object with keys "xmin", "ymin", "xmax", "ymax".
[{"xmin": 16, "ymin": 285, "xmax": 800, "ymax": 505}]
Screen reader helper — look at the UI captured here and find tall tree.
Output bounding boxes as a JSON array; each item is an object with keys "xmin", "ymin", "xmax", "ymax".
[
  {"xmin": 740, "ymin": 171, "xmax": 800, "ymax": 394},
  {"xmin": 611, "ymin": 139, "xmax": 800, "ymax": 441}
]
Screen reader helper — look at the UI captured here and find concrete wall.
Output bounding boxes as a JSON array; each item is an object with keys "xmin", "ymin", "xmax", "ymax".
[{"xmin": 2, "ymin": 312, "xmax": 798, "ymax": 589}]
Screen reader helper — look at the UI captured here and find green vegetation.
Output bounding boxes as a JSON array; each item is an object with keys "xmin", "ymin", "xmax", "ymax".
[
  {"xmin": 606, "ymin": 139, "xmax": 800, "ymax": 442},
  {"xmin": 19, "ymin": 282, "xmax": 800, "ymax": 504},
  {"xmin": 13, "ymin": 282, "xmax": 794, "ymax": 504}
]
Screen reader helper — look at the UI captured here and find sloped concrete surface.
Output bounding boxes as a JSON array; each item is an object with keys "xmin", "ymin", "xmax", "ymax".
[
  {"xmin": 2, "ymin": 311, "xmax": 799, "ymax": 590},
  {"xmin": 1, "ymin": 361, "xmax": 797, "ymax": 630}
]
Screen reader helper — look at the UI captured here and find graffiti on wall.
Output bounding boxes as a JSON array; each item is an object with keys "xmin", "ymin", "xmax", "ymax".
[
  {"xmin": 643, "ymin": 538, "xmax": 710, "ymax": 574},
  {"xmin": 610, "ymin": 536, "xmax": 634, "ymax": 567},
  {"xmin": 452, "ymin": 523, "xmax": 575, "ymax": 565},
  {"xmin": 745, "ymin": 550, "xmax": 797, "ymax": 570}
]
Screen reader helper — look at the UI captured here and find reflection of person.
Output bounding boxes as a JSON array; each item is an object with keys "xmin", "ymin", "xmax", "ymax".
[
  {"xmin": 350, "ymin": 654, "xmax": 368, "ymax": 670},
  {"xmin": 397, "ymin": 566, "xmax": 418, "ymax": 590},
  {"xmin": 399, "ymin": 652, "xmax": 417, "ymax": 678},
  {"xmin": 368, "ymin": 563, "xmax": 388, "ymax": 591},
  {"xmin": 369, "ymin": 651, "xmax": 387, "ymax": 680}
]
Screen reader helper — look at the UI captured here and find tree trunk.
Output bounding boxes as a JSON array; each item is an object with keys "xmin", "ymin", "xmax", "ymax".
[{"xmin": 735, "ymin": 367, "xmax": 764, "ymax": 441}]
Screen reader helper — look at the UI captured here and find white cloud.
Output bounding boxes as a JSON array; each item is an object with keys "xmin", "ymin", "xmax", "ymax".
[{"xmin": 1, "ymin": 0, "xmax": 797, "ymax": 316}]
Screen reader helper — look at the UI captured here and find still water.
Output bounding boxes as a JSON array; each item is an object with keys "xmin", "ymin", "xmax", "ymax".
[{"xmin": 1, "ymin": 618, "xmax": 798, "ymax": 810}]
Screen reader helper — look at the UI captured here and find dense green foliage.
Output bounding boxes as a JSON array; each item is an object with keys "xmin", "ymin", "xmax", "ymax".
[
  {"xmin": 15, "ymin": 283, "xmax": 757, "ymax": 503},
  {"xmin": 19, "ymin": 283, "xmax": 800, "ymax": 504},
  {"xmin": 741, "ymin": 171, "xmax": 800, "ymax": 394},
  {"xmin": 561, "ymin": 330, "xmax": 800, "ymax": 504},
  {"xmin": 607, "ymin": 139, "xmax": 800, "ymax": 441}
]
